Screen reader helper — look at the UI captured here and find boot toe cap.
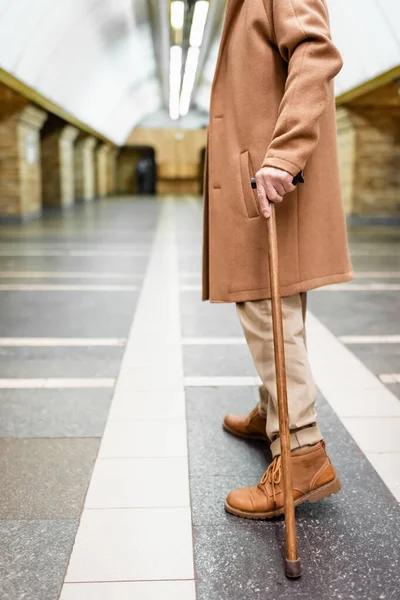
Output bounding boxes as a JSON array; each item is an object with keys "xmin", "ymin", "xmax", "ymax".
[
  {"xmin": 223, "ymin": 413, "xmax": 237, "ymax": 428},
  {"xmin": 226, "ymin": 487, "xmax": 257, "ymax": 513}
]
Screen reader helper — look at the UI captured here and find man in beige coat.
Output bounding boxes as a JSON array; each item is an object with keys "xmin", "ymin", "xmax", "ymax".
[{"xmin": 203, "ymin": 0, "xmax": 353, "ymax": 519}]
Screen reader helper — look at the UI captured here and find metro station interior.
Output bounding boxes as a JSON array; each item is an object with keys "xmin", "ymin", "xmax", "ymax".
[{"xmin": 0, "ymin": 1, "xmax": 399, "ymax": 599}]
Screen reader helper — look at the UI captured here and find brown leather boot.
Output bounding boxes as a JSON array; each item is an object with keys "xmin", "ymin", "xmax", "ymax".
[
  {"xmin": 223, "ymin": 406, "xmax": 268, "ymax": 441},
  {"xmin": 225, "ymin": 441, "xmax": 341, "ymax": 519}
]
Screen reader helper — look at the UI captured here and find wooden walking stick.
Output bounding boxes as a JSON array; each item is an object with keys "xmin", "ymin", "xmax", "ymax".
[{"xmin": 251, "ymin": 173, "xmax": 304, "ymax": 579}]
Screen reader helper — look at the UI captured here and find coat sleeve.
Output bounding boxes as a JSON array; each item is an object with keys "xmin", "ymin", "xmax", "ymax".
[{"xmin": 262, "ymin": 0, "xmax": 343, "ymax": 176}]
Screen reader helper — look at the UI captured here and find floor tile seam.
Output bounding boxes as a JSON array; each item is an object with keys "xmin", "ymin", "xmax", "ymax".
[
  {"xmin": 0, "ymin": 382, "xmax": 116, "ymax": 390},
  {"xmin": 0, "ymin": 338, "xmax": 127, "ymax": 345},
  {"xmin": 341, "ymin": 415, "xmax": 400, "ymax": 419},
  {"xmin": 90, "ymin": 455, "xmax": 188, "ymax": 460},
  {"xmin": 105, "ymin": 418, "xmax": 187, "ymax": 423},
  {"xmin": 0, "ymin": 285, "xmax": 140, "ymax": 291},
  {"xmin": 63, "ymin": 578, "xmax": 196, "ymax": 584},
  {"xmin": 366, "ymin": 450, "xmax": 400, "ymax": 455},
  {"xmin": 179, "ymin": 285, "xmax": 400, "ymax": 292},
  {"xmin": 83, "ymin": 505, "xmax": 191, "ymax": 511},
  {"xmin": 0, "ymin": 435, "xmax": 102, "ymax": 442},
  {"xmin": 0, "ymin": 517, "xmax": 79, "ymax": 523}
]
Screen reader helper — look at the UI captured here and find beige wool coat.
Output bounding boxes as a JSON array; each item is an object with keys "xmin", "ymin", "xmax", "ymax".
[{"xmin": 202, "ymin": 0, "xmax": 353, "ymax": 302}]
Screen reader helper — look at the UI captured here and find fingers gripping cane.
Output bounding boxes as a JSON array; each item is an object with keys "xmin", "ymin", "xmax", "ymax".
[{"xmin": 251, "ymin": 171, "xmax": 304, "ymax": 579}]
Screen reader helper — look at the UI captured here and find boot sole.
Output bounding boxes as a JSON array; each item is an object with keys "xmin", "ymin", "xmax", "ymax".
[
  {"xmin": 224, "ymin": 476, "xmax": 342, "ymax": 520},
  {"xmin": 222, "ymin": 422, "xmax": 268, "ymax": 442}
]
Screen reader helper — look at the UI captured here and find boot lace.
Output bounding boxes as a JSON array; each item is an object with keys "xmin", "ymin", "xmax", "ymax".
[{"xmin": 260, "ymin": 456, "xmax": 282, "ymax": 505}]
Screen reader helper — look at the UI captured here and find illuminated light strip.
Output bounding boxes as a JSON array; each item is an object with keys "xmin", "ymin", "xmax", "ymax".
[
  {"xmin": 189, "ymin": 1, "xmax": 209, "ymax": 47},
  {"xmin": 169, "ymin": 45, "xmax": 182, "ymax": 120},
  {"xmin": 180, "ymin": 47, "xmax": 200, "ymax": 116},
  {"xmin": 179, "ymin": 1, "xmax": 209, "ymax": 116},
  {"xmin": 171, "ymin": 1, "xmax": 185, "ymax": 30}
]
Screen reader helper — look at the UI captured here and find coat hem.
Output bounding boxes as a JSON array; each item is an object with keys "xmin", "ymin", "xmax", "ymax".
[{"xmin": 203, "ymin": 270, "xmax": 354, "ymax": 303}]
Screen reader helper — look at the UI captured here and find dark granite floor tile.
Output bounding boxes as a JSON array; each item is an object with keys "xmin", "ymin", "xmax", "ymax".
[
  {"xmin": 194, "ymin": 520, "xmax": 326, "ymax": 600},
  {"xmin": 0, "ymin": 519, "xmax": 78, "ymax": 600},
  {"xmin": 186, "ymin": 386, "xmax": 260, "ymax": 422},
  {"xmin": 183, "ymin": 344, "xmax": 257, "ymax": 377},
  {"xmin": 350, "ymin": 255, "xmax": 400, "ymax": 270},
  {"xmin": 191, "ymin": 475, "xmax": 266, "ymax": 527},
  {"xmin": 341, "ymin": 343, "xmax": 400, "ymax": 377},
  {"xmin": 0, "ymin": 291, "xmax": 139, "ymax": 337},
  {"xmin": 0, "ymin": 346, "xmax": 124, "ymax": 378},
  {"xmin": 298, "ymin": 503, "xmax": 400, "ymax": 600},
  {"xmin": 308, "ymin": 290, "xmax": 400, "ymax": 336},
  {"xmin": 0, "ymin": 438, "xmax": 99, "ymax": 519},
  {"xmin": 181, "ymin": 295, "xmax": 243, "ymax": 337},
  {"xmin": 0, "ymin": 389, "xmax": 113, "ymax": 438},
  {"xmin": 188, "ymin": 384, "xmax": 400, "ymax": 599},
  {"xmin": 352, "ymin": 277, "xmax": 400, "ymax": 284},
  {"xmin": 0, "ymin": 255, "xmax": 149, "ymax": 272},
  {"xmin": 386, "ymin": 383, "xmax": 400, "ymax": 400},
  {"xmin": 0, "ymin": 277, "xmax": 144, "ymax": 285},
  {"xmin": 188, "ymin": 418, "xmax": 269, "ymax": 478}
]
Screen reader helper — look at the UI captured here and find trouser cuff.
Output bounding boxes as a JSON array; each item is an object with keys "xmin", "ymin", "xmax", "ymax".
[{"xmin": 270, "ymin": 424, "xmax": 323, "ymax": 458}]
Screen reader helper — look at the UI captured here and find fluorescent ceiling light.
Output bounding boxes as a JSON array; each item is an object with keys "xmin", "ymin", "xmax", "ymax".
[
  {"xmin": 171, "ymin": 1, "xmax": 185, "ymax": 30},
  {"xmin": 180, "ymin": 46, "xmax": 200, "ymax": 116},
  {"xmin": 169, "ymin": 45, "xmax": 182, "ymax": 120},
  {"xmin": 190, "ymin": 1, "xmax": 209, "ymax": 47}
]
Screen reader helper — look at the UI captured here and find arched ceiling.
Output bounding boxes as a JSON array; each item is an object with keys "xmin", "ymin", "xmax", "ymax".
[
  {"xmin": 195, "ymin": 0, "xmax": 400, "ymax": 109},
  {"xmin": 329, "ymin": 0, "xmax": 400, "ymax": 96},
  {"xmin": 1, "ymin": 0, "xmax": 399, "ymax": 145},
  {"xmin": 0, "ymin": 0, "xmax": 162, "ymax": 145}
]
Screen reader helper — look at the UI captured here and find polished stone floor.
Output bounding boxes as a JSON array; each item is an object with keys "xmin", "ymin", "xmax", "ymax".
[{"xmin": 0, "ymin": 196, "xmax": 399, "ymax": 600}]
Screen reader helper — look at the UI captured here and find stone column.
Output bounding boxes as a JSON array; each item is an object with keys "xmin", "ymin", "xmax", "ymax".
[
  {"xmin": 96, "ymin": 144, "xmax": 109, "ymax": 198},
  {"xmin": 107, "ymin": 147, "xmax": 118, "ymax": 195},
  {"xmin": 0, "ymin": 86, "xmax": 47, "ymax": 221},
  {"xmin": 41, "ymin": 125, "xmax": 79, "ymax": 208},
  {"xmin": 337, "ymin": 105, "xmax": 400, "ymax": 217},
  {"xmin": 75, "ymin": 136, "xmax": 97, "ymax": 202}
]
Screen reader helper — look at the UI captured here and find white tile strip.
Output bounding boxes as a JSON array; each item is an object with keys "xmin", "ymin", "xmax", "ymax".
[
  {"xmin": 181, "ymin": 283, "xmax": 400, "ymax": 293},
  {"xmin": 365, "ymin": 453, "xmax": 400, "ymax": 502},
  {"xmin": 0, "ymin": 378, "xmax": 115, "ymax": 389},
  {"xmin": 64, "ymin": 508, "xmax": 194, "ymax": 583},
  {"xmin": 180, "ymin": 284, "xmax": 202, "ymax": 291},
  {"xmin": 320, "ymin": 283, "xmax": 400, "ymax": 291},
  {"xmin": 0, "ymin": 284, "xmax": 138, "ymax": 291},
  {"xmin": 0, "ymin": 271, "xmax": 141, "ymax": 279},
  {"xmin": 62, "ymin": 200, "xmax": 195, "ymax": 593},
  {"xmin": 355, "ymin": 271, "xmax": 400, "ymax": 279},
  {"xmin": 85, "ymin": 457, "xmax": 190, "ymax": 509},
  {"xmin": 60, "ymin": 581, "xmax": 196, "ymax": 600},
  {"xmin": 340, "ymin": 335, "xmax": 400, "ymax": 344},
  {"xmin": 184, "ymin": 376, "xmax": 261, "ymax": 386},
  {"xmin": 307, "ymin": 312, "xmax": 400, "ymax": 501},
  {"xmin": 182, "ymin": 337, "xmax": 246, "ymax": 345},
  {"xmin": 0, "ymin": 338, "xmax": 126, "ymax": 346},
  {"xmin": 99, "ymin": 420, "xmax": 188, "ymax": 458},
  {"xmin": 108, "ymin": 390, "xmax": 186, "ymax": 420},
  {"xmin": 380, "ymin": 374, "xmax": 400, "ymax": 384},
  {"xmin": 350, "ymin": 250, "xmax": 400, "ymax": 256},
  {"xmin": 0, "ymin": 250, "xmax": 148, "ymax": 257}
]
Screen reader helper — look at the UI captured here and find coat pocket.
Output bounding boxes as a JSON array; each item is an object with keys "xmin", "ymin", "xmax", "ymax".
[{"xmin": 239, "ymin": 151, "xmax": 260, "ymax": 219}]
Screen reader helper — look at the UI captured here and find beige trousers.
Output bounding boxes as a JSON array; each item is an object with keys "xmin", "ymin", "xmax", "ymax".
[{"xmin": 236, "ymin": 293, "xmax": 323, "ymax": 457}]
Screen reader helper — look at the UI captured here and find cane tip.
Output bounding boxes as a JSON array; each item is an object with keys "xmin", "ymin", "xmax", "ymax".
[{"xmin": 285, "ymin": 558, "xmax": 302, "ymax": 579}]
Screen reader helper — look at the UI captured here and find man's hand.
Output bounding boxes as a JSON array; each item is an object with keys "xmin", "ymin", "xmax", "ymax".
[{"xmin": 255, "ymin": 167, "xmax": 296, "ymax": 218}]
